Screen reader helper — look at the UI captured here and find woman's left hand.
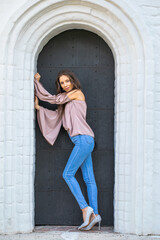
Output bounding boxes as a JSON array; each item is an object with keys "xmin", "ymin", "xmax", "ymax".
[{"xmin": 34, "ymin": 73, "xmax": 41, "ymax": 82}]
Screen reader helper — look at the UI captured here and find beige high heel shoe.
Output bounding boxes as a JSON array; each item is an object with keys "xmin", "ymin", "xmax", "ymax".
[
  {"xmin": 81, "ymin": 214, "xmax": 102, "ymax": 231},
  {"xmin": 78, "ymin": 206, "xmax": 93, "ymax": 230}
]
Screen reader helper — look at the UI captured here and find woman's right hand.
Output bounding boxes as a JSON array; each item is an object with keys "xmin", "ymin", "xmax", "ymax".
[
  {"xmin": 34, "ymin": 96, "xmax": 40, "ymax": 110},
  {"xmin": 34, "ymin": 73, "xmax": 41, "ymax": 82}
]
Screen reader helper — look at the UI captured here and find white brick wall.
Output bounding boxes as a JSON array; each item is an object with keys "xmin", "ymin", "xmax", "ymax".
[
  {"xmin": 0, "ymin": 0, "xmax": 159, "ymax": 235},
  {"xmin": 133, "ymin": 0, "xmax": 160, "ymax": 234}
]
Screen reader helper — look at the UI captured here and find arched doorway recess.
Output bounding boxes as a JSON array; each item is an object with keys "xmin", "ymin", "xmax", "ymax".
[{"xmin": 35, "ymin": 29, "xmax": 115, "ymax": 226}]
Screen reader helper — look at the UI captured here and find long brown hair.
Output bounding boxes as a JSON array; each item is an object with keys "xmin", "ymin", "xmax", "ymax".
[
  {"xmin": 55, "ymin": 69, "xmax": 81, "ymax": 94},
  {"xmin": 55, "ymin": 69, "xmax": 81, "ymax": 112}
]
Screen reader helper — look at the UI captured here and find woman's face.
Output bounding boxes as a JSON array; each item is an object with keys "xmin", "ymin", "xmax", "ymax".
[{"xmin": 59, "ymin": 75, "xmax": 74, "ymax": 92}]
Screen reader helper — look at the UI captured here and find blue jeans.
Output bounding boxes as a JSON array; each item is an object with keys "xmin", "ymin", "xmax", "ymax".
[{"xmin": 63, "ymin": 134, "xmax": 98, "ymax": 214}]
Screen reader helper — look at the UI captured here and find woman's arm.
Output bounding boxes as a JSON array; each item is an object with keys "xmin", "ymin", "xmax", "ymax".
[
  {"xmin": 34, "ymin": 72, "xmax": 85, "ymax": 103},
  {"xmin": 34, "ymin": 79, "xmax": 71, "ymax": 105},
  {"xmin": 36, "ymin": 104, "xmax": 63, "ymax": 146}
]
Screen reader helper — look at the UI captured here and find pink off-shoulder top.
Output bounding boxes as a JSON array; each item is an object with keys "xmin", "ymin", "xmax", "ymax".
[{"xmin": 34, "ymin": 80, "xmax": 94, "ymax": 145}]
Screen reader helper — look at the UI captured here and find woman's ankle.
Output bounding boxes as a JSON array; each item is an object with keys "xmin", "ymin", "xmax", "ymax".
[{"xmin": 82, "ymin": 206, "xmax": 88, "ymax": 213}]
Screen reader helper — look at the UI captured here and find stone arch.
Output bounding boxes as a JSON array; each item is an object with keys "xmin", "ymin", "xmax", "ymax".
[{"xmin": 0, "ymin": 0, "xmax": 154, "ymax": 235}]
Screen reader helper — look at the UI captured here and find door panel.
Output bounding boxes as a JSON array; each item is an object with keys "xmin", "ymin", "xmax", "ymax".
[{"xmin": 35, "ymin": 29, "xmax": 114, "ymax": 226}]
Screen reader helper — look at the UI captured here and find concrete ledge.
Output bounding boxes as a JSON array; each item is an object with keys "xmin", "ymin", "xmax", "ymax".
[{"xmin": 0, "ymin": 226, "xmax": 159, "ymax": 240}]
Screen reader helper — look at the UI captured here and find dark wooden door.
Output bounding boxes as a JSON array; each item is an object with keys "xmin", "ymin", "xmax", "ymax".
[{"xmin": 35, "ymin": 29, "xmax": 114, "ymax": 226}]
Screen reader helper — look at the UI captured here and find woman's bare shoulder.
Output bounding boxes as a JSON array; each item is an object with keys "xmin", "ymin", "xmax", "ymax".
[{"xmin": 67, "ymin": 89, "xmax": 85, "ymax": 101}]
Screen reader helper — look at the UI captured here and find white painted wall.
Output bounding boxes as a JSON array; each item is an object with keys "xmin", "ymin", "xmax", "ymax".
[
  {"xmin": 0, "ymin": 0, "xmax": 159, "ymax": 235},
  {"xmin": 136, "ymin": 1, "xmax": 160, "ymax": 233}
]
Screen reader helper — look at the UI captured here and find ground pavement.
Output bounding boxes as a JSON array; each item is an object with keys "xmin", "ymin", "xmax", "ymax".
[{"xmin": 0, "ymin": 226, "xmax": 160, "ymax": 240}]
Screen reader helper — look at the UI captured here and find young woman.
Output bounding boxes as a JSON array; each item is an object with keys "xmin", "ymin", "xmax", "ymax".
[{"xmin": 34, "ymin": 69, "xmax": 102, "ymax": 230}]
